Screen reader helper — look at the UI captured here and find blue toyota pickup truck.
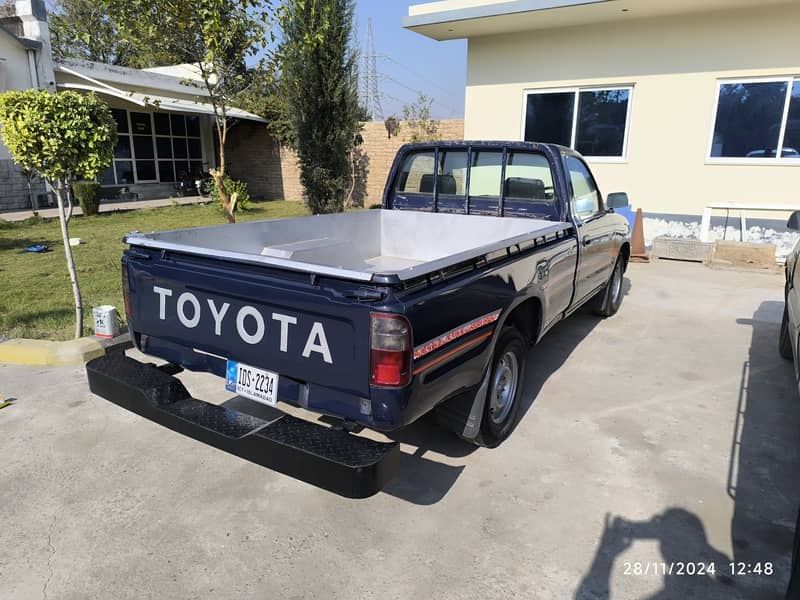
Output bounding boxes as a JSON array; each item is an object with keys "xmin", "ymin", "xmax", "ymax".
[{"xmin": 87, "ymin": 141, "xmax": 631, "ymax": 498}]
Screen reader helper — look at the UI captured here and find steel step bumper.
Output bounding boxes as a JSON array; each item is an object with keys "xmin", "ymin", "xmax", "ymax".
[{"xmin": 85, "ymin": 354, "xmax": 400, "ymax": 498}]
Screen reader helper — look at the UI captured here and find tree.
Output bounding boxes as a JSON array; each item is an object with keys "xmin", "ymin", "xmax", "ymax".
[
  {"xmin": 102, "ymin": 0, "xmax": 274, "ymax": 223},
  {"xmin": 236, "ymin": 66, "xmax": 295, "ymax": 147},
  {"xmin": 402, "ymin": 93, "xmax": 440, "ymax": 142},
  {"xmin": 48, "ymin": 0, "xmax": 184, "ymax": 67},
  {"xmin": 280, "ymin": 0, "xmax": 362, "ymax": 214},
  {"xmin": 0, "ymin": 91, "xmax": 116, "ymax": 338}
]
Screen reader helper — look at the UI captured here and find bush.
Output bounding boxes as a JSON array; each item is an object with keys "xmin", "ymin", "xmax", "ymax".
[
  {"xmin": 206, "ymin": 177, "xmax": 251, "ymax": 213},
  {"xmin": 73, "ymin": 181, "xmax": 101, "ymax": 216}
]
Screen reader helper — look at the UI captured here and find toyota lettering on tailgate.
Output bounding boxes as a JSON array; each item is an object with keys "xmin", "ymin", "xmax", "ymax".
[{"xmin": 152, "ymin": 286, "xmax": 333, "ymax": 364}]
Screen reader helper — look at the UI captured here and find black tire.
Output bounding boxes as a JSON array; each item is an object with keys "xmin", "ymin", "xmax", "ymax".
[
  {"xmin": 592, "ymin": 255, "xmax": 625, "ymax": 317},
  {"xmin": 480, "ymin": 327, "xmax": 526, "ymax": 446},
  {"xmin": 780, "ymin": 304, "xmax": 794, "ymax": 360}
]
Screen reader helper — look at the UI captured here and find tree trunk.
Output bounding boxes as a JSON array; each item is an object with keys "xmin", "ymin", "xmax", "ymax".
[
  {"xmin": 210, "ymin": 168, "xmax": 237, "ymax": 224},
  {"xmin": 54, "ymin": 181, "xmax": 83, "ymax": 338}
]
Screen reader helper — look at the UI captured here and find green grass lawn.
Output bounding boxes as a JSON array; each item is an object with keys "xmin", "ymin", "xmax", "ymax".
[{"xmin": 0, "ymin": 200, "xmax": 309, "ymax": 341}]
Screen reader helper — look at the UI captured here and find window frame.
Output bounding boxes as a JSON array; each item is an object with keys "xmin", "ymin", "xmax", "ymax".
[
  {"xmin": 104, "ymin": 109, "xmax": 207, "ymax": 186},
  {"xmin": 520, "ymin": 85, "xmax": 634, "ymax": 163},
  {"xmin": 706, "ymin": 76, "xmax": 800, "ymax": 166},
  {"xmin": 564, "ymin": 154, "xmax": 604, "ymax": 222}
]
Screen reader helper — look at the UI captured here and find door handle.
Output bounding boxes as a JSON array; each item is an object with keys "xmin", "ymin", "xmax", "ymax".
[{"xmin": 582, "ymin": 236, "xmax": 593, "ymax": 246}]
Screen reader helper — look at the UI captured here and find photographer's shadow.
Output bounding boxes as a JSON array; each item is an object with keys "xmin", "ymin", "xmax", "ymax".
[{"xmin": 574, "ymin": 509, "xmax": 741, "ymax": 600}]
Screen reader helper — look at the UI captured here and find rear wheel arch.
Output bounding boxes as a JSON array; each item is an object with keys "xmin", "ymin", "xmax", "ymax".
[
  {"xmin": 502, "ymin": 296, "xmax": 543, "ymax": 345},
  {"xmin": 620, "ymin": 242, "xmax": 631, "ymax": 270}
]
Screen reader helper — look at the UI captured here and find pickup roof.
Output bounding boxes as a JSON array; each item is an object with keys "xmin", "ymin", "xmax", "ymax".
[{"xmin": 87, "ymin": 141, "xmax": 631, "ymax": 497}]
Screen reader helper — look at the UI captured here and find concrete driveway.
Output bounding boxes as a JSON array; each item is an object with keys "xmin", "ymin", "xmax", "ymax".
[{"xmin": 1, "ymin": 261, "xmax": 798, "ymax": 599}]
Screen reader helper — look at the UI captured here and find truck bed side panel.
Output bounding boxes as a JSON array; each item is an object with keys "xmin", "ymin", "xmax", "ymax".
[{"xmin": 394, "ymin": 235, "xmax": 578, "ymax": 426}]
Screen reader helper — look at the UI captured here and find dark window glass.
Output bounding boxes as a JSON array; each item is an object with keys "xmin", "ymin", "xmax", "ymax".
[
  {"xmin": 173, "ymin": 138, "xmax": 188, "ymax": 158},
  {"xmin": 133, "ymin": 135, "xmax": 154, "ymax": 159},
  {"xmin": 111, "ymin": 109, "xmax": 129, "ymax": 133},
  {"xmin": 174, "ymin": 161, "xmax": 189, "ymax": 180},
  {"xmin": 100, "ymin": 165, "xmax": 116, "ymax": 185},
  {"xmin": 171, "ymin": 114, "xmax": 186, "ymax": 136},
  {"xmin": 158, "ymin": 161, "xmax": 175, "ymax": 183},
  {"xmin": 154, "ymin": 113, "xmax": 171, "ymax": 136},
  {"xmin": 575, "ymin": 89, "xmax": 629, "ymax": 157},
  {"xmin": 156, "ymin": 137, "xmax": 172, "ymax": 158},
  {"xmin": 505, "ymin": 152, "xmax": 555, "ymax": 202},
  {"xmin": 395, "ymin": 151, "xmax": 435, "ymax": 194},
  {"xmin": 524, "ymin": 92, "xmax": 574, "ymax": 146},
  {"xmin": 438, "ymin": 151, "xmax": 467, "ymax": 196},
  {"xmin": 190, "ymin": 161, "xmax": 204, "ymax": 177},
  {"xmin": 136, "ymin": 160, "xmax": 157, "ymax": 181},
  {"xmin": 115, "ymin": 161, "xmax": 134, "ymax": 184},
  {"xmin": 469, "ymin": 151, "xmax": 502, "ymax": 198},
  {"xmin": 782, "ymin": 81, "xmax": 800, "ymax": 158},
  {"xmin": 186, "ymin": 115, "xmax": 201, "ymax": 137},
  {"xmin": 566, "ymin": 156, "xmax": 600, "ymax": 218},
  {"xmin": 187, "ymin": 138, "xmax": 202, "ymax": 159},
  {"xmin": 711, "ymin": 81, "xmax": 787, "ymax": 158},
  {"xmin": 130, "ymin": 112, "xmax": 152, "ymax": 135},
  {"xmin": 114, "ymin": 136, "xmax": 132, "ymax": 159}
]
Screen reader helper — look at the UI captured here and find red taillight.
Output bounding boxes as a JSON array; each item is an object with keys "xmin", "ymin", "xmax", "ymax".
[
  {"xmin": 370, "ymin": 313, "xmax": 412, "ymax": 387},
  {"xmin": 121, "ymin": 260, "xmax": 132, "ymax": 322}
]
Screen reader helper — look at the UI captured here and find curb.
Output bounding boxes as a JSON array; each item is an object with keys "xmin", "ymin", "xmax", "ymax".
[{"xmin": 0, "ymin": 333, "xmax": 132, "ymax": 367}]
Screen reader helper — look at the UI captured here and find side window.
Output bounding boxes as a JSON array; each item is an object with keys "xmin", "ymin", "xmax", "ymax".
[
  {"xmin": 566, "ymin": 156, "xmax": 601, "ymax": 219},
  {"xmin": 504, "ymin": 152, "xmax": 556, "ymax": 202},
  {"xmin": 396, "ymin": 151, "xmax": 435, "ymax": 195},
  {"xmin": 469, "ymin": 151, "xmax": 503, "ymax": 199},
  {"xmin": 438, "ymin": 150, "xmax": 467, "ymax": 197}
]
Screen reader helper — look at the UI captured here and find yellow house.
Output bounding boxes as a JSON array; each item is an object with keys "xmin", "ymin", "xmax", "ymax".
[{"xmin": 404, "ymin": 0, "xmax": 800, "ymax": 244}]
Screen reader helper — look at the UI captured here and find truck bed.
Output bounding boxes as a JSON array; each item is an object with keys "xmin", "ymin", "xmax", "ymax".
[{"xmin": 125, "ymin": 209, "xmax": 570, "ymax": 283}]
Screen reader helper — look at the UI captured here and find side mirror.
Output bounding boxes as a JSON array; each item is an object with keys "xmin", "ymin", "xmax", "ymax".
[
  {"xmin": 606, "ymin": 192, "xmax": 629, "ymax": 209},
  {"xmin": 788, "ymin": 211, "xmax": 800, "ymax": 231}
]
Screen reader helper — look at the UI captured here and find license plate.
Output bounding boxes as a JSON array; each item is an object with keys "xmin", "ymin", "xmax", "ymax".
[{"xmin": 225, "ymin": 360, "xmax": 279, "ymax": 406}]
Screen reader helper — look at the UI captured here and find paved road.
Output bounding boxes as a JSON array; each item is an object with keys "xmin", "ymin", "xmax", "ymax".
[{"xmin": 1, "ymin": 261, "xmax": 797, "ymax": 599}]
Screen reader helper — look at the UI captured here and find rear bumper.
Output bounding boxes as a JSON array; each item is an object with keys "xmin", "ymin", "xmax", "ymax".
[{"xmin": 85, "ymin": 354, "xmax": 400, "ymax": 498}]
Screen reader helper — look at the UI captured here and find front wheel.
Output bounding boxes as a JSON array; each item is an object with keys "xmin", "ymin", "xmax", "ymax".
[
  {"xmin": 480, "ymin": 327, "xmax": 526, "ymax": 446},
  {"xmin": 593, "ymin": 255, "xmax": 625, "ymax": 317},
  {"xmin": 780, "ymin": 304, "xmax": 794, "ymax": 360}
]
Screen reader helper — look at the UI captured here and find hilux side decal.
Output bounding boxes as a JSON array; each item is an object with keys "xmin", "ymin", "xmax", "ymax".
[{"xmin": 413, "ymin": 310, "xmax": 501, "ymax": 360}]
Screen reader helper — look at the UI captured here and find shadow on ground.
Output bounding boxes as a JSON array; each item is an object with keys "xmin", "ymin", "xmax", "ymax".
[{"xmin": 574, "ymin": 300, "xmax": 800, "ymax": 599}]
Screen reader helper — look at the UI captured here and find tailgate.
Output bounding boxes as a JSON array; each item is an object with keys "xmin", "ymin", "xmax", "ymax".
[{"xmin": 125, "ymin": 250, "xmax": 372, "ymax": 397}]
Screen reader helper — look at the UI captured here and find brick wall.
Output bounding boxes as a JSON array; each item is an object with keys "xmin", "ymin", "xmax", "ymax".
[{"xmin": 226, "ymin": 119, "xmax": 464, "ymax": 205}]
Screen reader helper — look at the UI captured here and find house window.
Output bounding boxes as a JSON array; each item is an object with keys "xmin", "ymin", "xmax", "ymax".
[
  {"xmin": 101, "ymin": 109, "xmax": 206, "ymax": 185},
  {"xmin": 524, "ymin": 87, "xmax": 632, "ymax": 159},
  {"xmin": 157, "ymin": 114, "xmax": 204, "ymax": 183},
  {"xmin": 710, "ymin": 78, "xmax": 800, "ymax": 160}
]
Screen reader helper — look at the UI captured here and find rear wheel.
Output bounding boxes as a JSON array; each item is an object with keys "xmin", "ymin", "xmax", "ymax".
[
  {"xmin": 780, "ymin": 304, "xmax": 793, "ymax": 360},
  {"xmin": 480, "ymin": 327, "xmax": 526, "ymax": 446},
  {"xmin": 592, "ymin": 255, "xmax": 625, "ymax": 317}
]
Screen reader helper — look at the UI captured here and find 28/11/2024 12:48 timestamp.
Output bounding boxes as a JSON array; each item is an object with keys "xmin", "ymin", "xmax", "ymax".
[{"xmin": 623, "ymin": 562, "xmax": 774, "ymax": 576}]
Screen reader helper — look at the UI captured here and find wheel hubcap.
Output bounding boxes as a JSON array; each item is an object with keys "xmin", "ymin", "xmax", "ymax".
[{"xmin": 489, "ymin": 352, "xmax": 519, "ymax": 425}]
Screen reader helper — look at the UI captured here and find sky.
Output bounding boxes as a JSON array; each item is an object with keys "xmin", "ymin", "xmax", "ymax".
[{"xmin": 354, "ymin": 2, "xmax": 467, "ymax": 120}]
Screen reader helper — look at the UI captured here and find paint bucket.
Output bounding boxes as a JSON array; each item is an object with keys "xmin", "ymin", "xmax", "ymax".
[{"xmin": 93, "ymin": 305, "xmax": 119, "ymax": 339}]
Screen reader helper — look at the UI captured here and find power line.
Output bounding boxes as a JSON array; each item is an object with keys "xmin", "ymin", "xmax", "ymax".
[
  {"xmin": 378, "ymin": 72, "xmax": 460, "ymax": 117},
  {"xmin": 378, "ymin": 55, "xmax": 457, "ymax": 98}
]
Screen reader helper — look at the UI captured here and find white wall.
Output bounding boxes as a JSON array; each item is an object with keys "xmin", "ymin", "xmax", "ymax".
[
  {"xmin": 464, "ymin": 3, "xmax": 800, "ymax": 218},
  {"xmin": 0, "ymin": 35, "xmax": 35, "ymax": 160}
]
